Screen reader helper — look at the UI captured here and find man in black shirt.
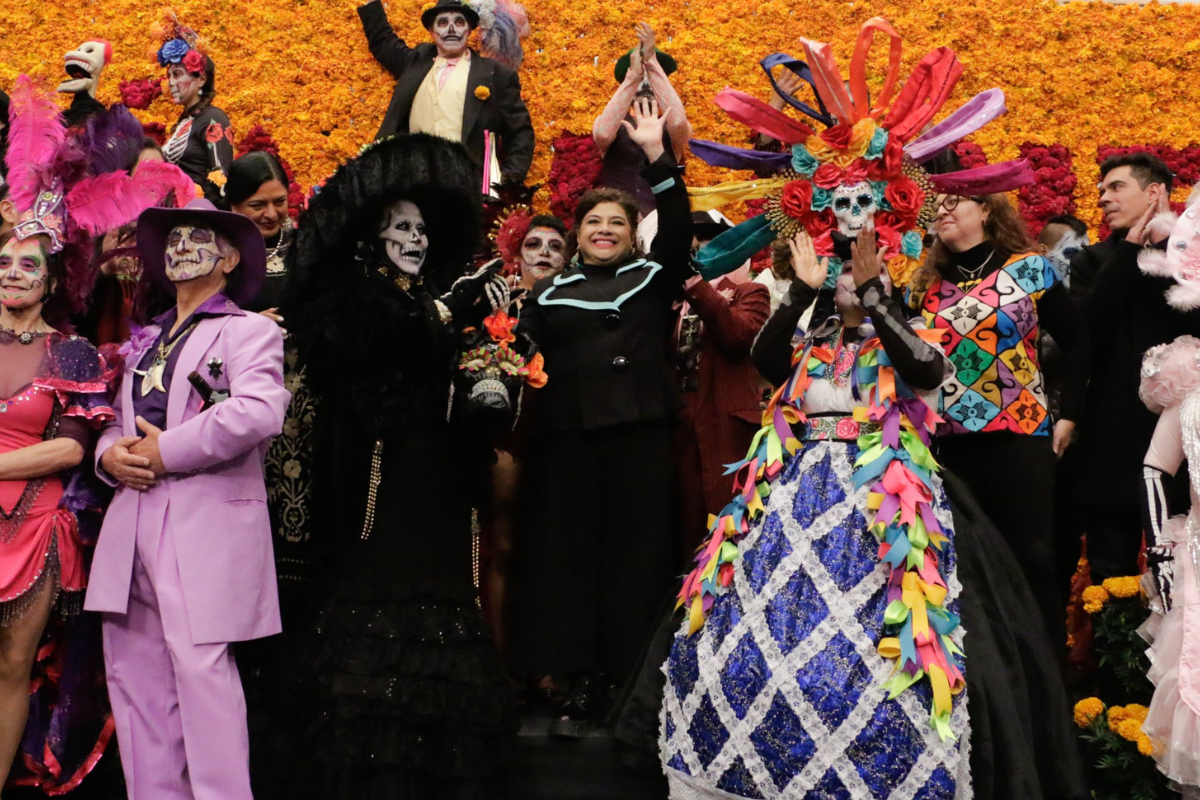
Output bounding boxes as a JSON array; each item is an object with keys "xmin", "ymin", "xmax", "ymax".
[{"xmin": 1066, "ymin": 153, "xmax": 1199, "ymax": 582}]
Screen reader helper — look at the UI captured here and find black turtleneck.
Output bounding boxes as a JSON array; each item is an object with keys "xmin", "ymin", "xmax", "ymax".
[{"xmin": 944, "ymin": 240, "xmax": 1004, "ymax": 284}]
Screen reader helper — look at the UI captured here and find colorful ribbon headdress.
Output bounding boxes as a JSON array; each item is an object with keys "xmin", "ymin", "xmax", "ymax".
[{"xmin": 689, "ymin": 18, "xmax": 1035, "ymax": 287}]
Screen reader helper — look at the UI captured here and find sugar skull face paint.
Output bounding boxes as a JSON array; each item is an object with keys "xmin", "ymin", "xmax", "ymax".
[
  {"xmin": 164, "ymin": 224, "xmax": 226, "ymax": 283},
  {"xmin": 0, "ymin": 237, "xmax": 51, "ymax": 310},
  {"xmin": 519, "ymin": 227, "xmax": 566, "ymax": 283},
  {"xmin": 167, "ymin": 64, "xmax": 204, "ymax": 106},
  {"xmin": 379, "ymin": 200, "xmax": 429, "ymax": 275}
]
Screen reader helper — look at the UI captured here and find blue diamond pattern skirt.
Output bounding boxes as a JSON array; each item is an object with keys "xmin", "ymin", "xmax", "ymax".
[{"xmin": 660, "ymin": 440, "xmax": 971, "ymax": 799}]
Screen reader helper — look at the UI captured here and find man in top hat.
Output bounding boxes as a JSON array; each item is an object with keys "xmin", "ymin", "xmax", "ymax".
[
  {"xmin": 85, "ymin": 198, "xmax": 289, "ymax": 800},
  {"xmin": 357, "ymin": 0, "xmax": 535, "ymax": 193}
]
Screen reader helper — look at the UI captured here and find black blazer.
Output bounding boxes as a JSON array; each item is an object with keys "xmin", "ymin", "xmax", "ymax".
[
  {"xmin": 518, "ymin": 156, "xmax": 694, "ymax": 431},
  {"xmin": 357, "ymin": 0, "xmax": 535, "ymax": 185}
]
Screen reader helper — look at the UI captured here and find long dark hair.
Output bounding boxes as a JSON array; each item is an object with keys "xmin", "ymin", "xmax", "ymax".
[
  {"xmin": 223, "ymin": 151, "xmax": 289, "ymax": 209},
  {"xmin": 910, "ymin": 193, "xmax": 1034, "ymax": 303}
]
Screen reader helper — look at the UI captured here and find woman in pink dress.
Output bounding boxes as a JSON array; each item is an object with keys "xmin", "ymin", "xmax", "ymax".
[{"xmin": 0, "ymin": 228, "xmax": 113, "ymax": 788}]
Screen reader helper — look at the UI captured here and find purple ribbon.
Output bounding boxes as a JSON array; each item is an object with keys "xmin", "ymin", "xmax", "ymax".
[
  {"xmin": 689, "ymin": 139, "xmax": 792, "ymax": 171},
  {"xmin": 929, "ymin": 159, "xmax": 1035, "ymax": 196}
]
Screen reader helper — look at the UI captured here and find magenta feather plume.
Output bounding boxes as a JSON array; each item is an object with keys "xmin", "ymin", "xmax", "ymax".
[
  {"xmin": 4, "ymin": 75, "xmax": 67, "ymax": 211},
  {"xmin": 66, "ymin": 161, "xmax": 195, "ymax": 236}
]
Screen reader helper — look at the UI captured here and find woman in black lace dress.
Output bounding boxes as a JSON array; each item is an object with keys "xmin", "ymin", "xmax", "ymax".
[{"xmin": 275, "ymin": 133, "xmax": 519, "ymax": 800}]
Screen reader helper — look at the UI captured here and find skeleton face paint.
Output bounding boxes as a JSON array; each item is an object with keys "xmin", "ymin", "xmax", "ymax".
[
  {"xmin": 167, "ymin": 65, "xmax": 204, "ymax": 107},
  {"xmin": 1045, "ymin": 232, "xmax": 1088, "ymax": 281},
  {"xmin": 0, "ymin": 238, "xmax": 51, "ymax": 310},
  {"xmin": 59, "ymin": 40, "xmax": 108, "ymax": 96},
  {"xmin": 431, "ymin": 12, "xmax": 470, "ymax": 59},
  {"xmin": 379, "ymin": 200, "xmax": 428, "ymax": 275},
  {"xmin": 164, "ymin": 225, "xmax": 226, "ymax": 283},
  {"xmin": 519, "ymin": 227, "xmax": 566, "ymax": 283},
  {"xmin": 832, "ymin": 181, "xmax": 877, "ymax": 237}
]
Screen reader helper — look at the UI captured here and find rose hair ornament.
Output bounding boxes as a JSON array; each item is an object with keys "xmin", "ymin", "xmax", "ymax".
[{"xmin": 687, "ymin": 17, "xmax": 1036, "ymax": 290}]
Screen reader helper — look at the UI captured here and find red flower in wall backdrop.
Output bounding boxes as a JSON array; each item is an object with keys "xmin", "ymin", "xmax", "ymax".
[
  {"xmin": 1019, "ymin": 144, "xmax": 1077, "ymax": 239},
  {"xmin": 546, "ymin": 133, "xmax": 603, "ymax": 227},
  {"xmin": 952, "ymin": 142, "xmax": 988, "ymax": 170},
  {"xmin": 141, "ymin": 121, "xmax": 167, "ymax": 147},
  {"xmin": 118, "ymin": 77, "xmax": 162, "ymax": 110},
  {"xmin": 1095, "ymin": 144, "xmax": 1200, "ymax": 239},
  {"xmin": 235, "ymin": 125, "xmax": 307, "ymax": 220}
]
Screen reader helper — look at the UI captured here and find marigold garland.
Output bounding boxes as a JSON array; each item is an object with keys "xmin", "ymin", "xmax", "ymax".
[{"xmin": 4, "ymin": 0, "xmax": 1200, "ymax": 228}]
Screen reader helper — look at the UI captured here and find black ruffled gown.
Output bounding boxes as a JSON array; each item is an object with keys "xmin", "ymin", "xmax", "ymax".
[{"xmin": 272, "ymin": 263, "xmax": 517, "ymax": 800}]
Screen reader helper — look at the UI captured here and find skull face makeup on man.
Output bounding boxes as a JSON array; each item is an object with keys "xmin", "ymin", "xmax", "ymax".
[
  {"xmin": 379, "ymin": 200, "xmax": 429, "ymax": 275},
  {"xmin": 0, "ymin": 237, "xmax": 51, "ymax": 310},
  {"xmin": 832, "ymin": 181, "xmax": 877, "ymax": 237},
  {"xmin": 430, "ymin": 12, "xmax": 471, "ymax": 59},
  {"xmin": 164, "ymin": 224, "xmax": 231, "ymax": 283},
  {"xmin": 519, "ymin": 227, "xmax": 566, "ymax": 284}
]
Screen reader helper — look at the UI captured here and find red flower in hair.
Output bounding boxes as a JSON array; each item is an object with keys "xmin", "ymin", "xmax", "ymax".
[
  {"xmin": 182, "ymin": 49, "xmax": 205, "ymax": 75},
  {"xmin": 820, "ymin": 124, "xmax": 853, "ymax": 150},
  {"xmin": 884, "ymin": 176, "xmax": 924, "ymax": 225},
  {"xmin": 843, "ymin": 160, "xmax": 870, "ymax": 186},
  {"xmin": 803, "ymin": 208, "xmax": 835, "ymax": 238},
  {"xmin": 812, "ymin": 163, "xmax": 844, "ymax": 190},
  {"xmin": 868, "ymin": 139, "xmax": 904, "ymax": 180},
  {"xmin": 780, "ymin": 180, "xmax": 814, "ymax": 220}
]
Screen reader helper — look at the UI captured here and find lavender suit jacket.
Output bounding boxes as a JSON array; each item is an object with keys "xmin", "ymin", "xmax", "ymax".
[{"xmin": 84, "ymin": 305, "xmax": 289, "ymax": 645}]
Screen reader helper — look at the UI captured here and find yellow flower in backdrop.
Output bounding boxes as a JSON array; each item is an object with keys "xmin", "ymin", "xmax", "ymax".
[
  {"xmin": 1073, "ymin": 697, "xmax": 1104, "ymax": 728},
  {"xmin": 1102, "ymin": 576, "xmax": 1141, "ymax": 599},
  {"xmin": 1082, "ymin": 585, "xmax": 1109, "ymax": 614}
]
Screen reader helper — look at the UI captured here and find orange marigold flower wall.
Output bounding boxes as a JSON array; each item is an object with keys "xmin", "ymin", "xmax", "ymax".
[{"xmin": 3, "ymin": 0, "xmax": 1197, "ymax": 225}]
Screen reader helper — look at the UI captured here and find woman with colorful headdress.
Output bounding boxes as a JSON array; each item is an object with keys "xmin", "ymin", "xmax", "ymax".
[
  {"xmin": 1135, "ymin": 184, "xmax": 1200, "ymax": 798},
  {"xmin": 0, "ymin": 76, "xmax": 191, "ymax": 793},
  {"xmin": 660, "ymin": 19, "xmax": 1085, "ymax": 799},
  {"xmin": 153, "ymin": 11, "xmax": 234, "ymax": 204}
]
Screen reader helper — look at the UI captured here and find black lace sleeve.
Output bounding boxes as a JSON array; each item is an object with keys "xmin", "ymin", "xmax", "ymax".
[{"xmin": 856, "ymin": 278, "xmax": 947, "ymax": 391}]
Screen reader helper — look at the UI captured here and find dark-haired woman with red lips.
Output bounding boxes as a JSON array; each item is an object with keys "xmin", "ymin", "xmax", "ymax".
[{"xmin": 507, "ymin": 98, "xmax": 695, "ymax": 722}]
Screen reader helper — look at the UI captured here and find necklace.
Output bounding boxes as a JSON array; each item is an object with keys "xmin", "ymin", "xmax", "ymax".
[
  {"xmin": 957, "ymin": 248, "xmax": 997, "ymax": 283},
  {"xmin": 0, "ymin": 324, "xmax": 49, "ymax": 345},
  {"xmin": 266, "ymin": 227, "xmax": 290, "ymax": 268},
  {"xmin": 134, "ymin": 321, "xmax": 200, "ymax": 397}
]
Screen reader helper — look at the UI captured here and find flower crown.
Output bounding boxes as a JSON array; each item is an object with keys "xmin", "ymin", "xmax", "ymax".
[
  {"xmin": 689, "ymin": 17, "xmax": 1036, "ymax": 288},
  {"xmin": 152, "ymin": 10, "xmax": 206, "ymax": 73},
  {"xmin": 458, "ymin": 311, "xmax": 547, "ymax": 388}
]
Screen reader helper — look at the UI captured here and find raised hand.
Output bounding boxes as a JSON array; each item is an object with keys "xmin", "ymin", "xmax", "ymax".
[
  {"xmin": 788, "ymin": 230, "xmax": 828, "ymax": 290},
  {"xmin": 849, "ymin": 225, "xmax": 889, "ymax": 289},
  {"xmin": 635, "ymin": 22, "xmax": 656, "ymax": 63},
  {"xmin": 769, "ymin": 70, "xmax": 805, "ymax": 111},
  {"xmin": 621, "ymin": 97, "xmax": 668, "ymax": 163}
]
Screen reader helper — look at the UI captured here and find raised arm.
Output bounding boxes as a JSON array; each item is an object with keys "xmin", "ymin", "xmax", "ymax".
[
  {"xmin": 683, "ymin": 278, "xmax": 770, "ymax": 356},
  {"xmin": 643, "ymin": 57, "xmax": 691, "ymax": 160},
  {"xmin": 624, "ymin": 98, "xmax": 692, "ymax": 283},
  {"xmin": 592, "ymin": 65, "xmax": 642, "ymax": 156},
  {"xmin": 752, "ymin": 231, "xmax": 825, "ymax": 386},
  {"xmin": 495, "ymin": 66, "xmax": 534, "ymax": 185},
  {"xmin": 358, "ymin": 0, "xmax": 416, "ymax": 79}
]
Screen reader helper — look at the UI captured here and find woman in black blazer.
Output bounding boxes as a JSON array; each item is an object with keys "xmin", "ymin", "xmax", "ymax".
[{"xmin": 508, "ymin": 98, "xmax": 694, "ymax": 722}]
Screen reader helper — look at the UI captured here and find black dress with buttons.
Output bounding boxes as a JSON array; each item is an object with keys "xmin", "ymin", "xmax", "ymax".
[{"xmin": 507, "ymin": 154, "xmax": 693, "ymax": 683}]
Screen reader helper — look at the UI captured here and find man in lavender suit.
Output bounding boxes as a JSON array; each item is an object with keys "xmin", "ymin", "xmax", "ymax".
[{"xmin": 85, "ymin": 198, "xmax": 288, "ymax": 799}]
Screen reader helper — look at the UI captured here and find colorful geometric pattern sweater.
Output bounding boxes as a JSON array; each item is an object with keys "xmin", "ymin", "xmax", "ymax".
[{"xmin": 916, "ymin": 253, "xmax": 1060, "ymax": 437}]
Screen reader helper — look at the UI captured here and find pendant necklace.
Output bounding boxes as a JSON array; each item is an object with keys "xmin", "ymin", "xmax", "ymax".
[
  {"xmin": 135, "ymin": 321, "xmax": 200, "ymax": 397},
  {"xmin": 958, "ymin": 249, "xmax": 997, "ymax": 284}
]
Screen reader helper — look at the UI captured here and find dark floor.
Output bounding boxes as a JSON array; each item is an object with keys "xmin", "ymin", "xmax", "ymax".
[{"xmin": 7, "ymin": 712, "xmax": 668, "ymax": 800}]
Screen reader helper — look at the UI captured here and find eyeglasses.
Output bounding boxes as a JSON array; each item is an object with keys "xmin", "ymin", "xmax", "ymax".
[{"xmin": 939, "ymin": 195, "xmax": 985, "ymax": 212}]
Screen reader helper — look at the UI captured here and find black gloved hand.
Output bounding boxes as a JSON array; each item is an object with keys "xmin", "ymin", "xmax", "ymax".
[{"xmin": 440, "ymin": 259, "xmax": 506, "ymax": 323}]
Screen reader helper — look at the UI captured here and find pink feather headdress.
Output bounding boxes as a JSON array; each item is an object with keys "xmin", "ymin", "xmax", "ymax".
[{"xmin": 4, "ymin": 75, "xmax": 196, "ymax": 313}]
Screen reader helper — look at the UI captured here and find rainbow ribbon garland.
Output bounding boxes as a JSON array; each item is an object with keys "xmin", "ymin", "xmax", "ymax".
[{"xmin": 677, "ymin": 326, "xmax": 965, "ymax": 740}]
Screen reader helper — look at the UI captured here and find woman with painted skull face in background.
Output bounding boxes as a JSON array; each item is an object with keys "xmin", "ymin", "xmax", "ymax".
[
  {"xmin": 269, "ymin": 134, "xmax": 521, "ymax": 800},
  {"xmin": 908, "ymin": 192, "xmax": 1090, "ymax": 650},
  {"xmin": 154, "ymin": 15, "xmax": 234, "ymax": 204}
]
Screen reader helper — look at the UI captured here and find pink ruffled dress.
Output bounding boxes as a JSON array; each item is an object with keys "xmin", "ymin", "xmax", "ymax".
[{"xmin": 1140, "ymin": 336, "xmax": 1200, "ymax": 797}]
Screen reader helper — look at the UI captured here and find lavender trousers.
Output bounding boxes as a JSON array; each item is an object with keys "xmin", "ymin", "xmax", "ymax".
[{"xmin": 100, "ymin": 506, "xmax": 252, "ymax": 800}]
